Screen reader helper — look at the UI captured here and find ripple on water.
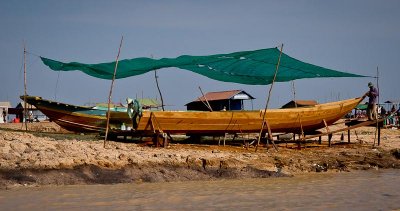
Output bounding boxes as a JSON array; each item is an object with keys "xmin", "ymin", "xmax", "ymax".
[{"xmin": 0, "ymin": 169, "xmax": 399, "ymax": 210}]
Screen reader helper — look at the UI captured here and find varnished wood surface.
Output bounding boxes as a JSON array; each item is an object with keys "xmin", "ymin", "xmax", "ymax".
[
  {"xmin": 134, "ymin": 97, "xmax": 363, "ymax": 133},
  {"xmin": 25, "ymin": 95, "xmax": 363, "ymax": 134}
]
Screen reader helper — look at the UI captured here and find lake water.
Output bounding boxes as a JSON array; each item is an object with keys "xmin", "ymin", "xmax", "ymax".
[{"xmin": 1, "ymin": 170, "xmax": 399, "ymax": 210}]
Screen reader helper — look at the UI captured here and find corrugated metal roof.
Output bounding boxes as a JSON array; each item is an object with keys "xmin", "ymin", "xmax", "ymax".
[
  {"xmin": 137, "ymin": 98, "xmax": 161, "ymax": 109},
  {"xmin": 137, "ymin": 98, "xmax": 161, "ymax": 107},
  {"xmin": 192, "ymin": 90, "xmax": 255, "ymax": 102}
]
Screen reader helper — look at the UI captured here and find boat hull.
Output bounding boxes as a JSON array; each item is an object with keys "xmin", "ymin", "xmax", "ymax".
[
  {"xmin": 130, "ymin": 97, "xmax": 363, "ymax": 134},
  {"xmin": 23, "ymin": 96, "xmax": 363, "ymax": 134},
  {"xmin": 22, "ymin": 96, "xmax": 123, "ymax": 133}
]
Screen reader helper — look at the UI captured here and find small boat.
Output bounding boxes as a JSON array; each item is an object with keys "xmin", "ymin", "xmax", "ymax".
[
  {"xmin": 22, "ymin": 95, "xmax": 364, "ymax": 135},
  {"xmin": 21, "ymin": 96, "xmax": 125, "ymax": 132}
]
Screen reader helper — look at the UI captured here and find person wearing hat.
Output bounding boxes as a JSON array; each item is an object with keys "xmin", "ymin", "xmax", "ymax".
[{"xmin": 364, "ymin": 82, "xmax": 379, "ymax": 120}]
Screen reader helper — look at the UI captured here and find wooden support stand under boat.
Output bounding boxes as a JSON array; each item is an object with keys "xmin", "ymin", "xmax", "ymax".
[
  {"xmin": 149, "ymin": 112, "xmax": 168, "ymax": 148},
  {"xmin": 293, "ymin": 118, "xmax": 384, "ymax": 148},
  {"xmin": 345, "ymin": 119, "xmax": 384, "ymax": 146}
]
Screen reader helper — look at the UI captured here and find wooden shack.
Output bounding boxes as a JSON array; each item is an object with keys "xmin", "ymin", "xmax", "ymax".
[
  {"xmin": 281, "ymin": 100, "xmax": 318, "ymax": 109},
  {"xmin": 8, "ymin": 101, "xmax": 46, "ymax": 122},
  {"xmin": 185, "ymin": 90, "xmax": 255, "ymax": 111}
]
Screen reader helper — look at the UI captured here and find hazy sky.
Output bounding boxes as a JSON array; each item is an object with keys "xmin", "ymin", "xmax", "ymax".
[{"xmin": 1, "ymin": 0, "xmax": 399, "ymax": 110}]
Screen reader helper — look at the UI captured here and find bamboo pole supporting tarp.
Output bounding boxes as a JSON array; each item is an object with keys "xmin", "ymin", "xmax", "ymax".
[
  {"xmin": 199, "ymin": 86, "xmax": 213, "ymax": 111},
  {"xmin": 23, "ymin": 43, "xmax": 28, "ymax": 131},
  {"xmin": 104, "ymin": 36, "xmax": 124, "ymax": 148},
  {"xmin": 255, "ymin": 44, "xmax": 283, "ymax": 152},
  {"xmin": 154, "ymin": 70, "xmax": 165, "ymax": 111},
  {"xmin": 198, "ymin": 96, "xmax": 212, "ymax": 111}
]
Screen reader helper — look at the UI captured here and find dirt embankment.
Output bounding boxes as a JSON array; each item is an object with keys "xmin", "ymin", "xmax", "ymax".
[{"xmin": 1, "ymin": 122, "xmax": 400, "ymax": 189}]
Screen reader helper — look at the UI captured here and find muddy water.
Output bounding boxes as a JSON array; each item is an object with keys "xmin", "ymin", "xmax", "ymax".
[{"xmin": 1, "ymin": 170, "xmax": 399, "ymax": 210}]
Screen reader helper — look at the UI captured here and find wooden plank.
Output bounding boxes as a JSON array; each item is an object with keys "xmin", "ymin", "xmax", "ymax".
[{"xmin": 299, "ymin": 119, "xmax": 384, "ymax": 141}]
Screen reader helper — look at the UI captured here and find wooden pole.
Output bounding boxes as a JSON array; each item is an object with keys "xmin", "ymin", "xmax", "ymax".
[
  {"xmin": 291, "ymin": 80, "xmax": 303, "ymax": 148},
  {"xmin": 377, "ymin": 123, "xmax": 381, "ymax": 146},
  {"xmin": 292, "ymin": 81, "xmax": 305, "ymax": 138},
  {"xmin": 292, "ymin": 81, "xmax": 297, "ymax": 106},
  {"xmin": 373, "ymin": 67, "xmax": 379, "ymax": 147},
  {"xmin": 255, "ymin": 44, "xmax": 283, "ymax": 152},
  {"xmin": 23, "ymin": 43, "xmax": 28, "ymax": 131},
  {"xmin": 199, "ymin": 86, "xmax": 213, "ymax": 111},
  {"xmin": 347, "ymin": 127, "xmax": 351, "ymax": 143},
  {"xmin": 198, "ymin": 97, "xmax": 212, "ymax": 111},
  {"xmin": 104, "ymin": 36, "xmax": 124, "ymax": 148},
  {"xmin": 154, "ymin": 70, "xmax": 165, "ymax": 111}
]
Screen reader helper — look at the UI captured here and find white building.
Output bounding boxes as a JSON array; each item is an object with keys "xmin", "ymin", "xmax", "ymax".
[{"xmin": 0, "ymin": 102, "xmax": 12, "ymax": 123}]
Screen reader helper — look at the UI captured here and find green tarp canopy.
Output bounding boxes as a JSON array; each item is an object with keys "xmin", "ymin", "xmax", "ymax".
[{"xmin": 40, "ymin": 48, "xmax": 366, "ymax": 85}]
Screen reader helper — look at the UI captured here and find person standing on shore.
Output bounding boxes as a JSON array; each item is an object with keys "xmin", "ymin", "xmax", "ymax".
[
  {"xmin": 2, "ymin": 108, "xmax": 6, "ymax": 123},
  {"xmin": 364, "ymin": 82, "xmax": 379, "ymax": 121}
]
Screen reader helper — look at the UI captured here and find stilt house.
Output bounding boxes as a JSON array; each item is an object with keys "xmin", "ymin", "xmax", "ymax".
[{"xmin": 185, "ymin": 90, "xmax": 255, "ymax": 111}]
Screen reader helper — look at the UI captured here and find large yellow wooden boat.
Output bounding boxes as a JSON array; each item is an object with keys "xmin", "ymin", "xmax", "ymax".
[
  {"xmin": 117, "ymin": 96, "xmax": 364, "ymax": 134},
  {"xmin": 22, "ymin": 95, "xmax": 364, "ymax": 134}
]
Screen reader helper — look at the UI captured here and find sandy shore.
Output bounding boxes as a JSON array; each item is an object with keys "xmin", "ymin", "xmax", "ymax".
[{"xmin": 1, "ymin": 122, "xmax": 400, "ymax": 189}]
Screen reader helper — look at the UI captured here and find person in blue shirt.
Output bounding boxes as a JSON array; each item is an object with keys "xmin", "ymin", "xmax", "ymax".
[{"xmin": 364, "ymin": 82, "xmax": 379, "ymax": 121}]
